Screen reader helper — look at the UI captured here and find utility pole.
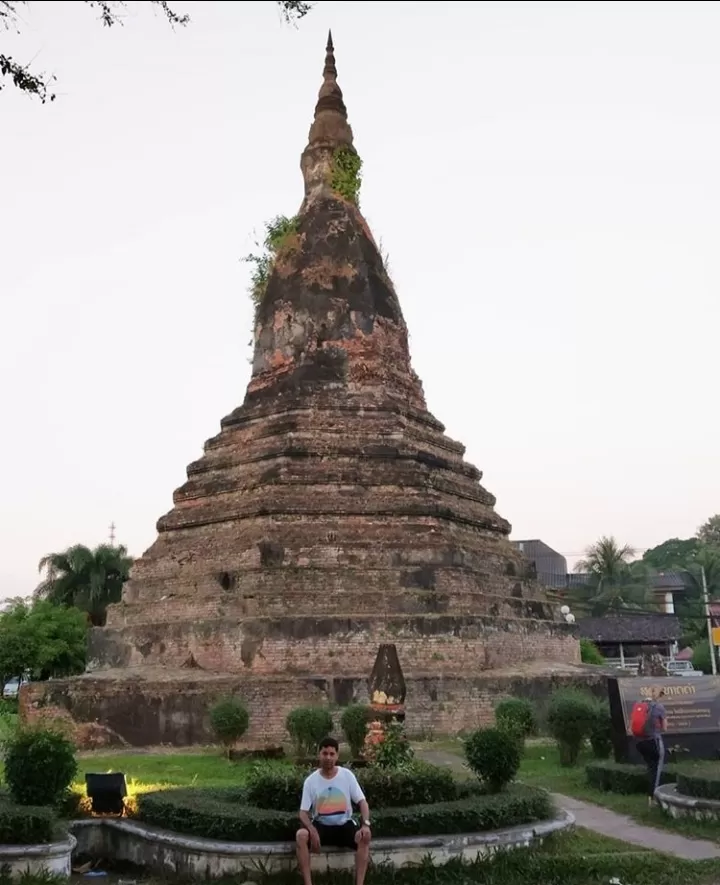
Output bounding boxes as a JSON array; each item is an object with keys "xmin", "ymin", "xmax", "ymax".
[
  {"xmin": 109, "ymin": 522, "xmax": 116, "ymax": 546},
  {"xmin": 701, "ymin": 565, "xmax": 717, "ymax": 676}
]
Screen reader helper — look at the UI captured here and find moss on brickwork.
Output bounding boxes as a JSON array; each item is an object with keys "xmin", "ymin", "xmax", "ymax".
[
  {"xmin": 330, "ymin": 146, "xmax": 362, "ymax": 204},
  {"xmin": 243, "ymin": 215, "xmax": 300, "ymax": 316}
]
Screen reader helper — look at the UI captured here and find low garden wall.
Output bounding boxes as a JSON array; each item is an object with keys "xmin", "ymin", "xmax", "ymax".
[
  {"xmin": 70, "ymin": 810, "xmax": 573, "ymax": 879},
  {"xmin": 657, "ymin": 772, "xmax": 720, "ymax": 822},
  {"xmin": 0, "ymin": 835, "xmax": 76, "ymax": 881}
]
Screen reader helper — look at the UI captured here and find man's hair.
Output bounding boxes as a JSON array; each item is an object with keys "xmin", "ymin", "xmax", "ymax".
[{"xmin": 319, "ymin": 736, "xmax": 339, "ymax": 752}]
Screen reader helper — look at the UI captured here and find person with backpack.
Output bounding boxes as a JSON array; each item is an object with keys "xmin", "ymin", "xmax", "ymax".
[{"xmin": 630, "ymin": 688, "xmax": 667, "ymax": 806}]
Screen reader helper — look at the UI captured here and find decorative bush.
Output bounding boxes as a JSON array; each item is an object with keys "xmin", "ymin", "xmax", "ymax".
[
  {"xmin": 676, "ymin": 772, "xmax": 720, "ymax": 802},
  {"xmin": 340, "ymin": 704, "xmax": 371, "ymax": 758},
  {"xmin": 0, "ymin": 797, "xmax": 62, "ymax": 844},
  {"xmin": 546, "ymin": 689, "xmax": 596, "ymax": 766},
  {"xmin": 285, "ymin": 707, "xmax": 334, "ymax": 758},
  {"xmin": 369, "ymin": 720, "xmax": 414, "ymax": 769},
  {"xmin": 494, "ymin": 698, "xmax": 536, "ymax": 747},
  {"xmin": 580, "ymin": 638, "xmax": 605, "ymax": 665},
  {"xmin": 588, "ymin": 701, "xmax": 613, "ymax": 760},
  {"xmin": 209, "ymin": 697, "xmax": 250, "ymax": 756},
  {"xmin": 3, "ymin": 726, "xmax": 77, "ymax": 806},
  {"xmin": 245, "ymin": 760, "xmax": 457, "ymax": 813},
  {"xmin": 464, "ymin": 727, "xmax": 521, "ymax": 793},
  {"xmin": 138, "ymin": 783, "xmax": 552, "ymax": 842},
  {"xmin": 585, "ymin": 760, "xmax": 678, "ymax": 794}
]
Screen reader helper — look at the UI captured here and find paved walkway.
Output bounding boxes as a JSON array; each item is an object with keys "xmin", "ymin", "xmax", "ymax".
[{"xmin": 417, "ymin": 749, "xmax": 720, "ymax": 861}]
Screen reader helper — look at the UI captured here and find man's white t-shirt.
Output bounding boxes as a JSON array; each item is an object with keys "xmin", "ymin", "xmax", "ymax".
[{"xmin": 300, "ymin": 767, "xmax": 365, "ymax": 826}]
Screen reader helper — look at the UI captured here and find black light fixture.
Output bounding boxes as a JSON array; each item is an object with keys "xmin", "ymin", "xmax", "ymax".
[{"xmin": 85, "ymin": 772, "xmax": 128, "ymax": 815}]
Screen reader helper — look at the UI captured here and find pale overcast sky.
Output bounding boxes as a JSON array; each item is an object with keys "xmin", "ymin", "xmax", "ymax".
[{"xmin": 2, "ymin": 0, "xmax": 719, "ymax": 601}]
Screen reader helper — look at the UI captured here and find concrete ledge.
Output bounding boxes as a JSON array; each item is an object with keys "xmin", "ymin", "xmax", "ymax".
[
  {"xmin": 70, "ymin": 811, "xmax": 574, "ymax": 878},
  {"xmin": 0, "ymin": 835, "xmax": 76, "ymax": 880},
  {"xmin": 656, "ymin": 784, "xmax": 720, "ymax": 822}
]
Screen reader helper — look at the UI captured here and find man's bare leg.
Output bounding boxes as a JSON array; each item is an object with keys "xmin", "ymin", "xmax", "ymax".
[
  {"xmin": 295, "ymin": 829, "xmax": 313, "ymax": 885},
  {"xmin": 354, "ymin": 829, "xmax": 371, "ymax": 885}
]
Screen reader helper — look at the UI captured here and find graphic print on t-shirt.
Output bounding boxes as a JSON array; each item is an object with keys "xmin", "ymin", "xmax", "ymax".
[{"xmin": 315, "ymin": 785, "xmax": 348, "ymax": 822}]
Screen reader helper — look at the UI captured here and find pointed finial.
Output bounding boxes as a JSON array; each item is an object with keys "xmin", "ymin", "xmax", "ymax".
[{"xmin": 307, "ymin": 30, "xmax": 352, "ymax": 145}]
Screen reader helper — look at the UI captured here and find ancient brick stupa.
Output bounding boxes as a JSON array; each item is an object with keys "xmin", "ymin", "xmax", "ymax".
[{"xmin": 27, "ymin": 35, "xmax": 582, "ymax": 746}]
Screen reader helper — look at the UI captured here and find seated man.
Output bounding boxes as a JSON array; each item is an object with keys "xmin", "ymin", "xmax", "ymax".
[{"xmin": 296, "ymin": 736, "xmax": 371, "ymax": 885}]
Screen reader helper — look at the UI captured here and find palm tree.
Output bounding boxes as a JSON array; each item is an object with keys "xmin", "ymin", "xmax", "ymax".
[
  {"xmin": 35, "ymin": 544, "xmax": 133, "ymax": 626},
  {"xmin": 573, "ymin": 536, "xmax": 651, "ymax": 615}
]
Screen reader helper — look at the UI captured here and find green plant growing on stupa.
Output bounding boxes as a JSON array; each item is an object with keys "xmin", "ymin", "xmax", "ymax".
[
  {"xmin": 330, "ymin": 146, "xmax": 362, "ymax": 204},
  {"xmin": 242, "ymin": 214, "xmax": 300, "ymax": 317}
]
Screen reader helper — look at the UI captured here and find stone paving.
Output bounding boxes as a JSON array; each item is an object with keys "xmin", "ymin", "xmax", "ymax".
[{"xmin": 417, "ymin": 749, "xmax": 720, "ymax": 861}]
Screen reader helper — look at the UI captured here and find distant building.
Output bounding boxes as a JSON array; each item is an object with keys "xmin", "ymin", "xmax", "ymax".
[
  {"xmin": 577, "ymin": 613, "xmax": 682, "ymax": 670},
  {"xmin": 511, "ymin": 539, "xmax": 567, "ymax": 589}
]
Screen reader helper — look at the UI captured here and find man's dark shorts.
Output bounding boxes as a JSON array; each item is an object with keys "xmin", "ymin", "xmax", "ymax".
[{"xmin": 315, "ymin": 820, "xmax": 358, "ymax": 850}]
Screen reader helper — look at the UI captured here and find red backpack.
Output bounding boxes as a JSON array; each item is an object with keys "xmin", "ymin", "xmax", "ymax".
[{"xmin": 630, "ymin": 700, "xmax": 651, "ymax": 737}]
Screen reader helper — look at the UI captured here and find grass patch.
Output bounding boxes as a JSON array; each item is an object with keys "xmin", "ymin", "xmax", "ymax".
[{"xmin": 74, "ymin": 750, "xmax": 286, "ymax": 788}]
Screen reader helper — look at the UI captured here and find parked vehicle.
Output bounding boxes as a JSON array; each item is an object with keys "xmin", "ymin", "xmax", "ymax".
[
  {"xmin": 664, "ymin": 660, "xmax": 704, "ymax": 678},
  {"xmin": 2, "ymin": 677, "xmax": 27, "ymax": 698}
]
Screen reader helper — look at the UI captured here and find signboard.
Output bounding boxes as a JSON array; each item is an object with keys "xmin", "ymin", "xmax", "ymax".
[
  {"xmin": 615, "ymin": 676, "xmax": 720, "ymax": 736},
  {"xmin": 712, "ymin": 627, "xmax": 720, "ymax": 647}
]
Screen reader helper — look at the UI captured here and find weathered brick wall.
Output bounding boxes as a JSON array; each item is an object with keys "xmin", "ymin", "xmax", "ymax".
[
  {"xmin": 89, "ymin": 614, "xmax": 578, "ymax": 675},
  {"xmin": 25, "ymin": 664, "xmax": 602, "ymax": 749}
]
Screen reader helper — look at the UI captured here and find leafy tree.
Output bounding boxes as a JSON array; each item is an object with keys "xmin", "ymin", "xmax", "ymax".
[
  {"xmin": 580, "ymin": 638, "xmax": 605, "ymax": 665},
  {"xmin": 1, "ymin": 0, "xmax": 313, "ymax": 103},
  {"xmin": 0, "ymin": 599, "xmax": 87, "ymax": 688},
  {"xmin": 691, "ymin": 638, "xmax": 716, "ymax": 675},
  {"xmin": 35, "ymin": 543, "xmax": 132, "ymax": 626},
  {"xmin": 698, "ymin": 514, "xmax": 720, "ymax": 547},
  {"xmin": 643, "ymin": 538, "xmax": 702, "ymax": 571},
  {"xmin": 572, "ymin": 536, "xmax": 651, "ymax": 616}
]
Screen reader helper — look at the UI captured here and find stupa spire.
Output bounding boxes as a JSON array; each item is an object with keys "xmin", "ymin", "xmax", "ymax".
[{"xmin": 302, "ymin": 32, "xmax": 355, "ymax": 197}]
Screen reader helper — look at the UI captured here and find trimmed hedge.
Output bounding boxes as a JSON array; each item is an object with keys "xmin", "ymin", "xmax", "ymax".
[
  {"xmin": 245, "ymin": 761, "xmax": 458, "ymax": 812},
  {"xmin": 0, "ymin": 796, "xmax": 63, "ymax": 845},
  {"xmin": 137, "ymin": 783, "xmax": 552, "ymax": 842},
  {"xmin": 677, "ymin": 772, "xmax": 720, "ymax": 802},
  {"xmin": 585, "ymin": 761, "xmax": 678, "ymax": 794}
]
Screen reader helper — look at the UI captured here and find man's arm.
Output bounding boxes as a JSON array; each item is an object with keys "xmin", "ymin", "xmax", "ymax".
[
  {"xmin": 349, "ymin": 773, "xmax": 371, "ymax": 829},
  {"xmin": 358, "ymin": 798, "xmax": 371, "ymax": 824},
  {"xmin": 299, "ymin": 782, "xmax": 320, "ymax": 850}
]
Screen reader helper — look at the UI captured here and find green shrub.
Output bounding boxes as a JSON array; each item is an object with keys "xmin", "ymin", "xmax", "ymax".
[
  {"xmin": 580, "ymin": 638, "xmax": 605, "ymax": 665},
  {"xmin": 209, "ymin": 697, "xmax": 250, "ymax": 756},
  {"xmin": 244, "ymin": 765, "xmax": 308, "ymax": 812},
  {"xmin": 340, "ymin": 704, "xmax": 371, "ymax": 758},
  {"xmin": 677, "ymin": 772, "xmax": 720, "ymax": 802},
  {"xmin": 285, "ymin": 707, "xmax": 334, "ymax": 758},
  {"xmin": 138, "ymin": 783, "xmax": 551, "ymax": 842},
  {"xmin": 691, "ymin": 641, "xmax": 713, "ymax": 675},
  {"xmin": 464, "ymin": 727, "xmax": 520, "ymax": 793},
  {"xmin": 370, "ymin": 720, "xmax": 414, "ymax": 769},
  {"xmin": 585, "ymin": 760, "xmax": 678, "ymax": 794},
  {"xmin": 244, "ymin": 760, "xmax": 457, "ymax": 812},
  {"xmin": 0, "ymin": 797, "xmax": 63, "ymax": 844},
  {"xmin": 0, "ymin": 698, "xmax": 18, "ymax": 716},
  {"xmin": 547, "ymin": 689, "xmax": 596, "ymax": 767},
  {"xmin": 3, "ymin": 727, "xmax": 77, "ymax": 806},
  {"xmin": 588, "ymin": 701, "xmax": 613, "ymax": 760},
  {"xmin": 495, "ymin": 698, "xmax": 536, "ymax": 747}
]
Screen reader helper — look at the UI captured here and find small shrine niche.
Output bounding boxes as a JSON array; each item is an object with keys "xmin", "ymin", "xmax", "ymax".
[{"xmin": 363, "ymin": 644, "xmax": 410, "ymax": 763}]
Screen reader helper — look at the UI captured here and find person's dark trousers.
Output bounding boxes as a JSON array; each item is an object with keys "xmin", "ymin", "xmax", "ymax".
[{"xmin": 636, "ymin": 737, "xmax": 665, "ymax": 797}]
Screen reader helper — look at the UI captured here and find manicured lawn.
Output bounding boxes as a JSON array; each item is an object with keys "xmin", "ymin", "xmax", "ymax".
[{"xmin": 75, "ymin": 749, "xmax": 267, "ymax": 788}]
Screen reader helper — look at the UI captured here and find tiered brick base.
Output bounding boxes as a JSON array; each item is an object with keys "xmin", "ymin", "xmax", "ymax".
[{"xmin": 24, "ymin": 661, "xmax": 600, "ymax": 748}]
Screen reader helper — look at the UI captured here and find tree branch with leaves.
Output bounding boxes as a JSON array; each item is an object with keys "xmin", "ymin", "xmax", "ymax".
[{"xmin": 1, "ymin": 0, "xmax": 313, "ymax": 103}]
